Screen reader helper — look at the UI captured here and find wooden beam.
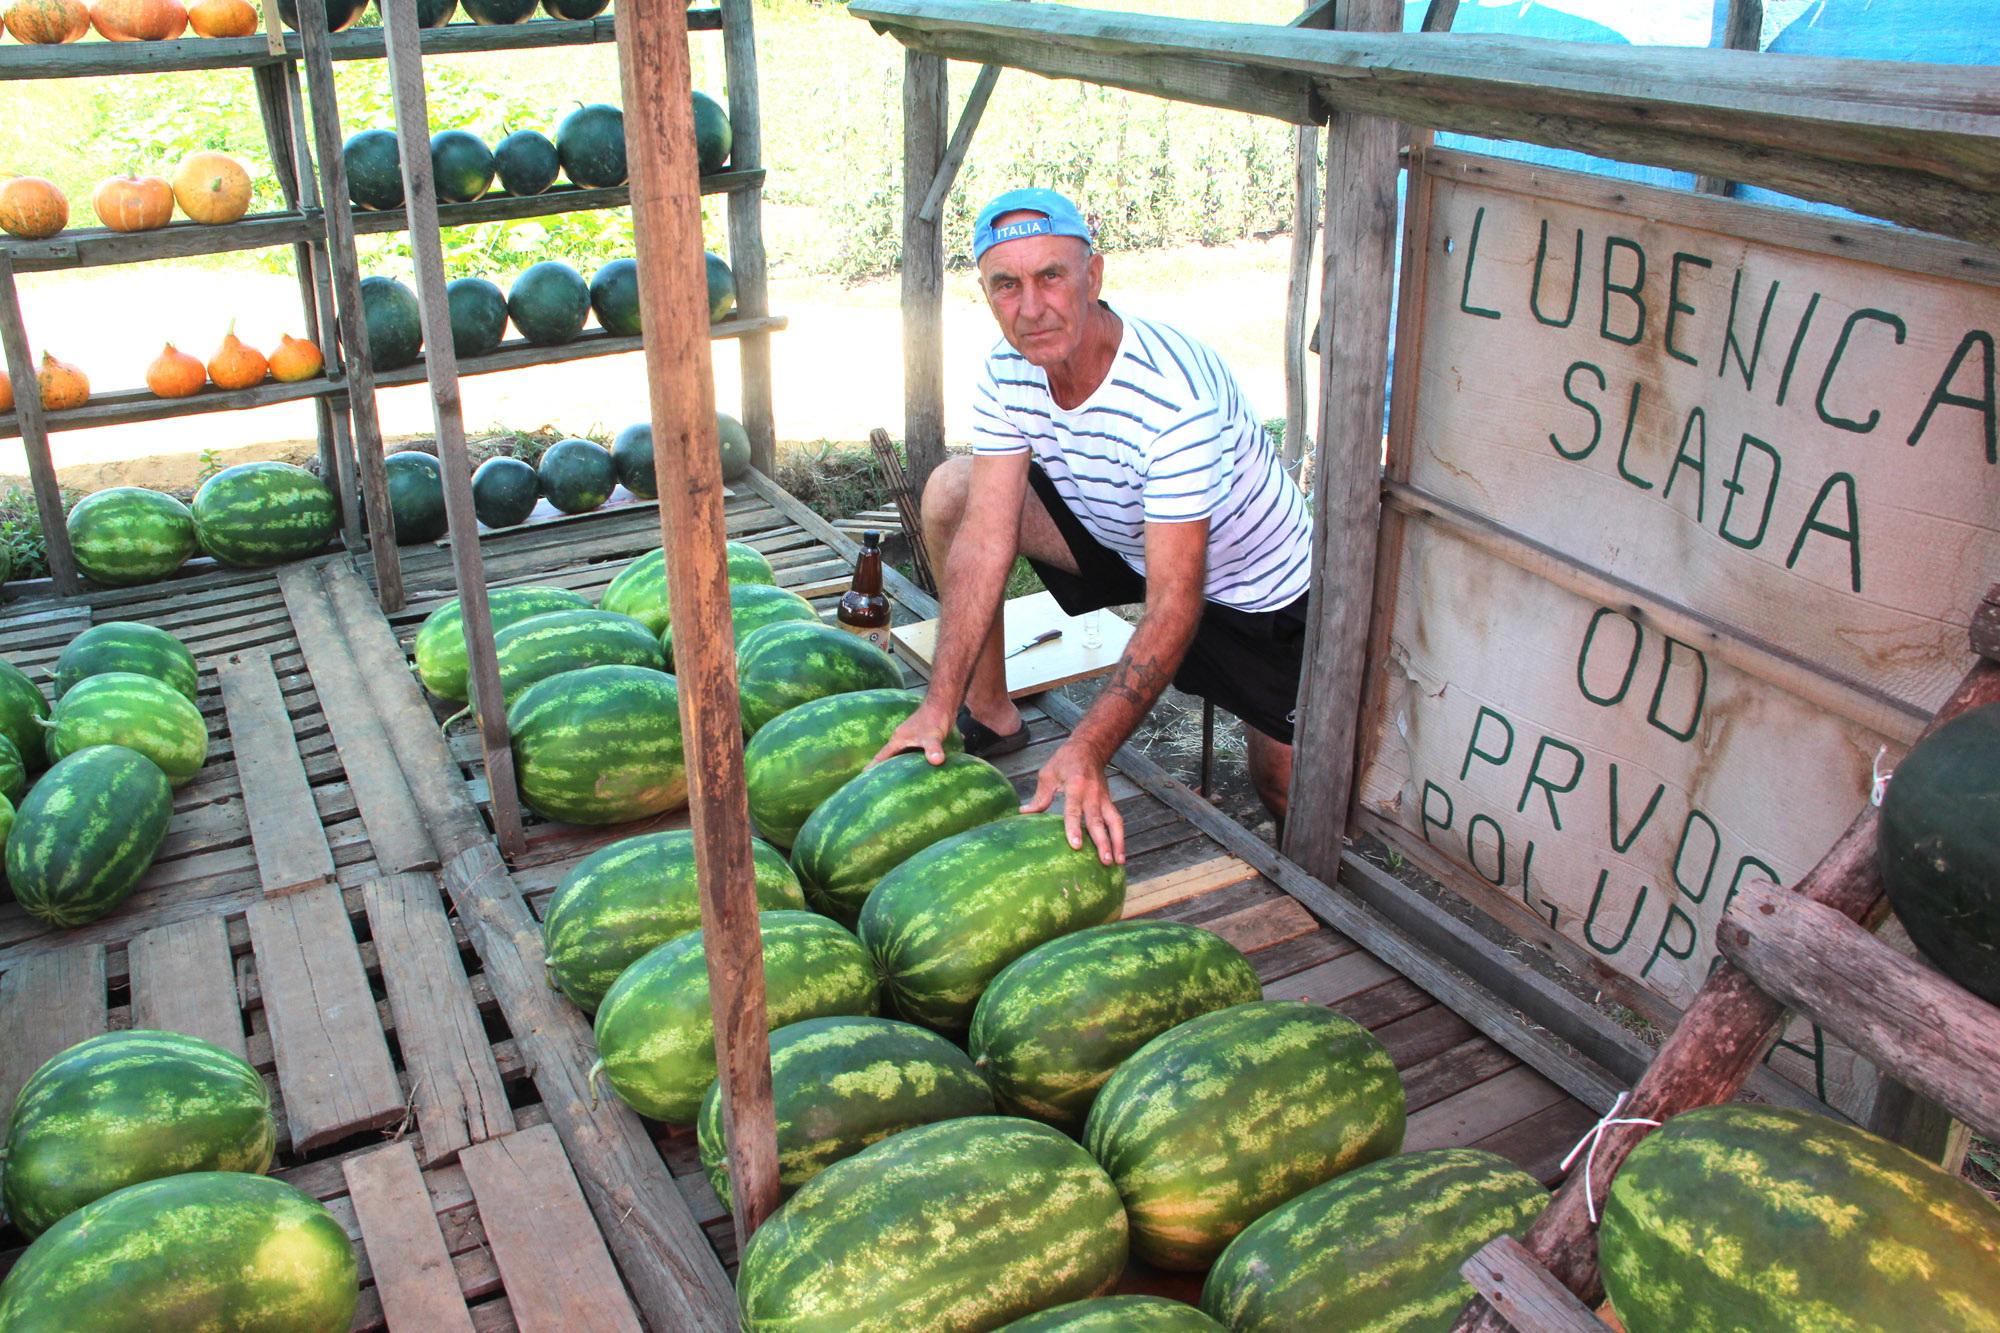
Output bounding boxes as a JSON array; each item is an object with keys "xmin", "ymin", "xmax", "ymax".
[
  {"xmin": 902, "ymin": 50, "xmax": 951, "ymax": 498},
  {"xmin": 0, "ymin": 253, "xmax": 79, "ymax": 594},
  {"xmin": 217, "ymin": 647, "xmax": 337, "ymax": 897},
  {"xmin": 343, "ymin": 1143, "xmax": 477, "ymax": 1333},
  {"xmin": 1279, "ymin": 0, "xmax": 1324, "ymax": 478},
  {"xmin": 918, "ymin": 63, "xmax": 1003, "ymax": 223},
  {"xmin": 1695, "ymin": 0, "xmax": 1765, "ymax": 194},
  {"xmin": 617, "ymin": 0, "xmax": 782, "ymax": 1248},
  {"xmin": 1460, "ymin": 1236, "xmax": 1609, "ymax": 1333},
  {"xmin": 721, "ymin": 0, "xmax": 779, "ymax": 478},
  {"xmin": 1282, "ymin": 0, "xmax": 1401, "ymax": 881}
]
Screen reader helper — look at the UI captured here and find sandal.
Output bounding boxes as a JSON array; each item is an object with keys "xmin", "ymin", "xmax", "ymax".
[{"xmin": 956, "ymin": 705, "xmax": 1030, "ymax": 758}]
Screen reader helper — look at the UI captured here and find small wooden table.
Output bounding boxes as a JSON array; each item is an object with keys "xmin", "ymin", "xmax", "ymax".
[{"xmin": 891, "ymin": 590, "xmax": 1133, "ymax": 697}]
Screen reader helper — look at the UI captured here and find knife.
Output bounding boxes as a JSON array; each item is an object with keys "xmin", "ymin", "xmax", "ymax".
[{"xmin": 1005, "ymin": 628, "xmax": 1062, "ymax": 658}]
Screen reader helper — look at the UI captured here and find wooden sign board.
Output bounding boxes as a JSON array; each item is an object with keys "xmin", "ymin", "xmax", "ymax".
[
  {"xmin": 1358, "ymin": 150, "xmax": 2000, "ymax": 1119},
  {"xmin": 893, "ymin": 591, "xmax": 1133, "ymax": 697}
]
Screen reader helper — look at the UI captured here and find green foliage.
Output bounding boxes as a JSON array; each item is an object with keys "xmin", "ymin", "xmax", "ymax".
[
  {"xmin": 196, "ymin": 449, "xmax": 225, "ymax": 484},
  {"xmin": 0, "ymin": 486, "xmax": 73, "ymax": 584}
]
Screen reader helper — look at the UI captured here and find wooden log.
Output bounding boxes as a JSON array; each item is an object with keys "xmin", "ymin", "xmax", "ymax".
[
  {"xmin": 1459, "ymin": 1236, "xmax": 1609, "ymax": 1333},
  {"xmin": 918, "ymin": 62, "xmax": 1002, "ymax": 223},
  {"xmin": 0, "ymin": 373, "xmax": 347, "ymax": 442},
  {"xmin": 618, "ymin": 0, "xmax": 782, "ymax": 1248},
  {"xmin": 1281, "ymin": 118, "xmax": 1317, "ymax": 477},
  {"xmin": 0, "ymin": 253, "xmax": 79, "ymax": 594},
  {"xmin": 0, "ymin": 943, "xmax": 106, "ymax": 1119},
  {"xmin": 343, "ymin": 1142, "xmax": 477, "ymax": 1333},
  {"xmin": 1281, "ymin": 0, "xmax": 1401, "ymax": 881},
  {"xmin": 128, "ymin": 915, "xmax": 250, "ymax": 1061},
  {"xmin": 901, "ymin": 49, "xmax": 950, "ymax": 499},
  {"xmin": 1450, "ymin": 657, "xmax": 2000, "ymax": 1331},
  {"xmin": 721, "ymin": 0, "xmax": 779, "ymax": 477},
  {"xmin": 0, "ymin": 212, "xmax": 319, "ymax": 275},
  {"xmin": 218, "ymin": 647, "xmax": 338, "ymax": 897}
]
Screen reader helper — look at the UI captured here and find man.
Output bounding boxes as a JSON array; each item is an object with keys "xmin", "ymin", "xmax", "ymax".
[{"xmin": 876, "ymin": 188, "xmax": 1314, "ymax": 865}]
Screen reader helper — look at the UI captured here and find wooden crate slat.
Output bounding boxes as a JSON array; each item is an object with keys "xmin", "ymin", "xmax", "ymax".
[
  {"xmin": 1404, "ymin": 1065, "xmax": 1571, "ymax": 1154},
  {"xmin": 458, "ymin": 1124, "xmax": 644, "ymax": 1333},
  {"xmin": 218, "ymin": 646, "xmax": 338, "ymax": 897},
  {"xmin": 246, "ymin": 884, "xmax": 404, "ymax": 1152},
  {"xmin": 0, "ymin": 943, "xmax": 107, "ymax": 1119},
  {"xmin": 343, "ymin": 1142, "xmax": 477, "ymax": 1333},
  {"xmin": 1461, "ymin": 1235, "xmax": 1610, "ymax": 1333},
  {"xmin": 1122, "ymin": 854, "xmax": 1261, "ymax": 917},
  {"xmin": 127, "ymin": 915, "xmax": 250, "ymax": 1061}
]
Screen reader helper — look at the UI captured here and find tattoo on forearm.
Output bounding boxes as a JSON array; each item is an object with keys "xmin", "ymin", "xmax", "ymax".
[{"xmin": 1104, "ymin": 654, "xmax": 1169, "ymax": 711}]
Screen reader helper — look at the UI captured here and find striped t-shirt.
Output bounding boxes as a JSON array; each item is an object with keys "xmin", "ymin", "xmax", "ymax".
[{"xmin": 970, "ymin": 306, "xmax": 1313, "ymax": 613}]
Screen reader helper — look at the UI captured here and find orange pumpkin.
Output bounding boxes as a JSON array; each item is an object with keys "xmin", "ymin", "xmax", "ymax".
[
  {"xmin": 4, "ymin": 0, "xmax": 91, "ymax": 42},
  {"xmin": 91, "ymin": 174, "xmax": 175, "ymax": 233},
  {"xmin": 184, "ymin": 0, "xmax": 253, "ymax": 34},
  {"xmin": 0, "ymin": 369, "xmax": 12, "ymax": 415},
  {"xmin": 170, "ymin": 152, "xmax": 252, "ymax": 225},
  {"xmin": 268, "ymin": 333, "xmax": 324, "ymax": 383},
  {"xmin": 37, "ymin": 353, "xmax": 88, "ymax": 412},
  {"xmin": 207, "ymin": 325, "xmax": 267, "ymax": 391},
  {"xmin": 0, "ymin": 178, "xmax": 68, "ymax": 241},
  {"xmin": 90, "ymin": 0, "xmax": 188, "ymax": 40},
  {"xmin": 146, "ymin": 342, "xmax": 207, "ymax": 398}
]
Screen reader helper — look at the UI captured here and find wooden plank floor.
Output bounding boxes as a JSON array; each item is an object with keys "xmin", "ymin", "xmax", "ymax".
[{"xmin": 0, "ymin": 482, "xmax": 1592, "ymax": 1327}]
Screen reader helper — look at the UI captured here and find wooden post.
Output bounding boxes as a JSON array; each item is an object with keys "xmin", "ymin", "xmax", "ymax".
[
  {"xmin": 1695, "ymin": 0, "xmax": 1764, "ymax": 195},
  {"xmin": 1280, "ymin": 0, "xmax": 1402, "ymax": 882},
  {"xmin": 0, "ymin": 255, "xmax": 79, "ymax": 595},
  {"xmin": 380, "ymin": 0, "xmax": 527, "ymax": 862},
  {"xmin": 901, "ymin": 50, "xmax": 950, "ymax": 498},
  {"xmin": 293, "ymin": 0, "xmax": 403, "ymax": 611},
  {"xmin": 917, "ymin": 63, "xmax": 1002, "ymax": 223},
  {"xmin": 1281, "ymin": 122, "xmax": 1317, "ymax": 477},
  {"xmin": 721, "ymin": 0, "xmax": 778, "ymax": 477},
  {"xmin": 617, "ymin": 0, "xmax": 781, "ymax": 1246}
]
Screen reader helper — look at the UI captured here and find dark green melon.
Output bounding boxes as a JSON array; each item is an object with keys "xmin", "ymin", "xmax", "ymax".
[
  {"xmin": 460, "ymin": 0, "xmax": 537, "ymax": 21},
  {"xmin": 0, "ymin": 659, "xmax": 49, "ymax": 771},
  {"xmin": 1880, "ymin": 701, "xmax": 2000, "ymax": 1004},
  {"xmin": 589, "ymin": 258, "xmax": 640, "ymax": 337},
  {"xmin": 55, "ymin": 622, "xmax": 200, "ymax": 704},
  {"xmin": 430, "ymin": 129, "xmax": 494, "ymax": 205},
  {"xmin": 278, "ymin": 0, "xmax": 367, "ymax": 30},
  {"xmin": 360, "ymin": 274, "xmax": 423, "ymax": 369},
  {"xmin": 706, "ymin": 250, "xmax": 736, "ymax": 320},
  {"xmin": 493, "ymin": 129, "xmax": 561, "ymax": 197},
  {"xmin": 717, "ymin": 411, "xmax": 752, "ymax": 481},
  {"xmin": 472, "ymin": 456, "xmax": 539, "ymax": 528},
  {"xmin": 692, "ymin": 89, "xmax": 731, "ymax": 174},
  {"xmin": 508, "ymin": 261, "xmax": 591, "ymax": 346},
  {"xmin": 610, "ymin": 422, "xmax": 655, "ymax": 500},
  {"xmin": 446, "ymin": 276, "xmax": 510, "ymax": 358},
  {"xmin": 342, "ymin": 129, "xmax": 403, "ymax": 212},
  {"xmin": 7, "ymin": 745, "xmax": 173, "ymax": 928},
  {"xmin": 557, "ymin": 102, "xmax": 627, "ymax": 189},
  {"xmin": 542, "ymin": 0, "xmax": 610, "ymax": 15},
  {"xmin": 537, "ymin": 438, "xmax": 616, "ymax": 514},
  {"xmin": 384, "ymin": 451, "xmax": 447, "ymax": 545},
  {"xmin": 418, "ymin": 0, "xmax": 458, "ymax": 25}
]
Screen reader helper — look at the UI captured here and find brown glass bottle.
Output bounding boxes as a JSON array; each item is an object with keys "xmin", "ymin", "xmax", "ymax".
[{"xmin": 837, "ymin": 530, "xmax": 891, "ymax": 650}]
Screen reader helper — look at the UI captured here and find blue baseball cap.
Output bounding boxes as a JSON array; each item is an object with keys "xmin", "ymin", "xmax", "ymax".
[{"xmin": 972, "ymin": 188, "xmax": 1093, "ymax": 262}]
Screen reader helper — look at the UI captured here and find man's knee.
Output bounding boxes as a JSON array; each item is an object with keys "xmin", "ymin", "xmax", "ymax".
[{"xmin": 920, "ymin": 456, "xmax": 975, "ymax": 539}]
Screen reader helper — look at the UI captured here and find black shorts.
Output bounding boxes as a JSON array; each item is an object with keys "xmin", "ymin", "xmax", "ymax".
[{"xmin": 1024, "ymin": 462, "xmax": 1309, "ymax": 744}]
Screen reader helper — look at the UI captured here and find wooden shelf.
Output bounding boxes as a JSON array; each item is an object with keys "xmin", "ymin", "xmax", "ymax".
[
  {"xmin": 370, "ymin": 312, "xmax": 788, "ymax": 389},
  {"xmin": 0, "ymin": 10, "xmax": 721, "ymax": 82},
  {"xmin": 0, "ymin": 211, "xmax": 320, "ymax": 275},
  {"xmin": 348, "ymin": 169, "xmax": 763, "ymax": 237},
  {"xmin": 0, "ymin": 375, "xmax": 347, "ymax": 440}
]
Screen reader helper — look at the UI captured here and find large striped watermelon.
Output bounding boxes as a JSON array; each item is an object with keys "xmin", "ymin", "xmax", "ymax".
[
  {"xmin": 44, "ymin": 671, "xmax": 209, "ymax": 786},
  {"xmin": 0, "ymin": 1171, "xmax": 358, "ymax": 1332},
  {"xmin": 743, "ymin": 688, "xmax": 953, "ymax": 849},
  {"xmin": 191, "ymin": 461, "xmax": 338, "ymax": 568},
  {"xmin": 412, "ymin": 585, "xmax": 591, "ymax": 703},
  {"xmin": 593, "ymin": 910, "xmax": 878, "ymax": 1124},
  {"xmin": 1083, "ymin": 1001, "xmax": 1406, "ymax": 1270},
  {"xmin": 0, "ymin": 737, "xmax": 23, "ymax": 804},
  {"xmin": 490, "ymin": 608, "xmax": 664, "ymax": 710},
  {"xmin": 7, "ymin": 746, "xmax": 173, "ymax": 928},
  {"xmin": 696, "ymin": 1015, "xmax": 994, "ymax": 1214},
  {"xmin": 737, "ymin": 620, "xmax": 904, "ymax": 735},
  {"xmin": 507, "ymin": 664, "xmax": 686, "ymax": 825},
  {"xmin": 969, "ymin": 920, "xmax": 1262, "ymax": 1131},
  {"xmin": 1600, "ymin": 1104, "xmax": 2000, "ymax": 1333},
  {"xmin": 541, "ymin": 828, "xmax": 805, "ymax": 1012},
  {"xmin": 65, "ymin": 487, "xmax": 198, "ymax": 587},
  {"xmin": 791, "ymin": 751, "xmax": 1018, "ymax": 924},
  {"xmin": 860, "ymin": 813, "xmax": 1125, "ymax": 1036},
  {"xmin": 1001, "ymin": 1298, "xmax": 1225, "ymax": 1331},
  {"xmin": 599, "ymin": 540, "xmax": 776, "ymax": 636},
  {"xmin": 53, "ymin": 622, "xmax": 199, "ymax": 703},
  {"xmin": 661, "ymin": 580, "xmax": 818, "ymax": 670},
  {"xmin": 1202, "ymin": 1149, "xmax": 1546, "ymax": 1332},
  {"xmin": 0, "ymin": 657, "xmax": 49, "ymax": 770},
  {"xmin": 3, "ymin": 1030, "xmax": 277, "ymax": 1237},
  {"xmin": 737, "ymin": 1116, "xmax": 1127, "ymax": 1333}
]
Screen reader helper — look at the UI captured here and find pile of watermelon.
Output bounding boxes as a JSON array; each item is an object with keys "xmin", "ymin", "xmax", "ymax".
[{"xmin": 57, "ymin": 461, "xmax": 339, "ymax": 590}]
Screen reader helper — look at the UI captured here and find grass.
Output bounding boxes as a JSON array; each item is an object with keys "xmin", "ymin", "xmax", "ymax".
[{"xmin": 0, "ymin": 485, "xmax": 74, "ymax": 583}]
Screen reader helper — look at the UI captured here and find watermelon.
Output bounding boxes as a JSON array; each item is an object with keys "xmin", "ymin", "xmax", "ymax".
[
  {"xmin": 191, "ymin": 461, "xmax": 337, "ymax": 569},
  {"xmin": 1880, "ymin": 701, "xmax": 2000, "ymax": 1003},
  {"xmin": 0, "ymin": 737, "xmax": 24, "ymax": 805},
  {"xmin": 507, "ymin": 664, "xmax": 686, "ymax": 825},
  {"xmin": 717, "ymin": 410, "xmax": 752, "ymax": 481},
  {"xmin": 590, "ymin": 258, "xmax": 641, "ymax": 337},
  {"xmin": 0, "ymin": 791, "xmax": 14, "ymax": 857},
  {"xmin": 359, "ymin": 274, "xmax": 423, "ymax": 368},
  {"xmin": 412, "ymin": 585, "xmax": 590, "ymax": 702},
  {"xmin": 7, "ymin": 746, "xmax": 172, "ymax": 928},
  {"xmin": 1202, "ymin": 1148, "xmax": 1545, "ymax": 1332},
  {"xmin": 706, "ymin": 249, "xmax": 736, "ymax": 320},
  {"xmin": 1084, "ymin": 1000, "xmax": 1406, "ymax": 1270},
  {"xmin": 54, "ymin": 622, "xmax": 199, "ymax": 703},
  {"xmin": 737, "ymin": 620, "xmax": 904, "ymax": 736},
  {"xmin": 418, "ymin": 0, "xmax": 457, "ymax": 23},
  {"xmin": 509, "ymin": 261, "xmax": 591, "ymax": 346},
  {"xmin": 1604, "ymin": 1103, "xmax": 2000, "ymax": 1333},
  {"xmin": 737, "ymin": 1116, "xmax": 1127, "ymax": 1333},
  {"xmin": 66, "ymin": 487, "xmax": 198, "ymax": 587},
  {"xmin": 543, "ymin": 0, "xmax": 610, "ymax": 15},
  {"xmin": 1002, "ymin": 1298, "xmax": 1225, "ymax": 1332},
  {"xmin": 342, "ymin": 129, "xmax": 403, "ymax": 211},
  {"xmin": 592, "ymin": 909, "xmax": 878, "ymax": 1124},
  {"xmin": 3, "ymin": 1030, "xmax": 277, "ymax": 1238},
  {"xmin": 494, "ymin": 128, "xmax": 560, "ymax": 198},
  {"xmin": 696, "ymin": 1015, "xmax": 994, "ymax": 1215},
  {"xmin": 792, "ymin": 751, "xmax": 1016, "ymax": 924},
  {"xmin": 692, "ymin": 89, "xmax": 732, "ymax": 174},
  {"xmin": 430, "ymin": 129, "xmax": 494, "ymax": 204},
  {"xmin": 541, "ymin": 828, "xmax": 804, "ymax": 1013},
  {"xmin": 45, "ymin": 672, "xmax": 208, "ymax": 787},
  {"xmin": 861, "ymin": 813, "xmax": 1125, "ymax": 1035},
  {"xmin": 460, "ymin": 0, "xmax": 536, "ymax": 20},
  {"xmin": 446, "ymin": 276, "xmax": 510, "ymax": 358},
  {"xmin": 557, "ymin": 102, "xmax": 627, "ymax": 189},
  {"xmin": 743, "ymin": 688, "xmax": 946, "ymax": 849},
  {"xmin": 662, "ymin": 580, "xmax": 817, "ymax": 670},
  {"xmin": 536, "ymin": 436, "xmax": 615, "ymax": 513},
  {"xmin": 384, "ymin": 450, "xmax": 447, "ymax": 544},
  {"xmin": 471, "ymin": 455, "xmax": 539, "ymax": 527},
  {"xmin": 279, "ymin": 0, "xmax": 365, "ymax": 27},
  {"xmin": 0, "ymin": 658, "xmax": 48, "ymax": 770},
  {"xmin": 491, "ymin": 608, "xmax": 664, "ymax": 710},
  {"xmin": 610, "ymin": 421, "xmax": 656, "ymax": 500},
  {"xmin": 970, "ymin": 920, "xmax": 1263, "ymax": 1131},
  {"xmin": 0, "ymin": 1172, "xmax": 358, "ymax": 1333},
  {"xmin": 600, "ymin": 541, "xmax": 776, "ymax": 636}
]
